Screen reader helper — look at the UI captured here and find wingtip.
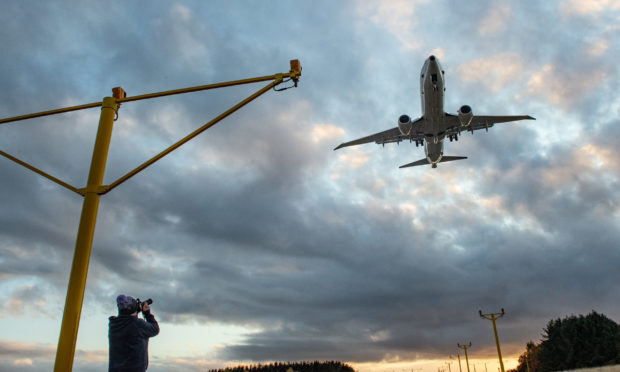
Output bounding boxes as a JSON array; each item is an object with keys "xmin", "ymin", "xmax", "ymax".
[
  {"xmin": 527, "ymin": 115, "xmax": 536, "ymax": 120},
  {"xmin": 333, "ymin": 144, "xmax": 344, "ymax": 151}
]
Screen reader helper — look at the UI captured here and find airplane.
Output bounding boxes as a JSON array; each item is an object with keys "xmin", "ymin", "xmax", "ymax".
[{"xmin": 334, "ymin": 55, "xmax": 535, "ymax": 168}]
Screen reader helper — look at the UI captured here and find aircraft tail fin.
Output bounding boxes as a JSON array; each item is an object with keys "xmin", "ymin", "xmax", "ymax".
[{"xmin": 399, "ymin": 156, "xmax": 467, "ymax": 168}]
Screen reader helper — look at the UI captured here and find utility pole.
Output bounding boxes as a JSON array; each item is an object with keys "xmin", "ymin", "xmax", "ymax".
[
  {"xmin": 450, "ymin": 355, "xmax": 459, "ymax": 372},
  {"xmin": 456, "ymin": 352, "xmax": 463, "ymax": 372},
  {"xmin": 457, "ymin": 342, "xmax": 472, "ymax": 372},
  {"xmin": 446, "ymin": 361, "xmax": 452, "ymax": 372},
  {"xmin": 526, "ymin": 348, "xmax": 531, "ymax": 372},
  {"xmin": 479, "ymin": 309, "xmax": 506, "ymax": 372},
  {"xmin": 0, "ymin": 60, "xmax": 302, "ymax": 372}
]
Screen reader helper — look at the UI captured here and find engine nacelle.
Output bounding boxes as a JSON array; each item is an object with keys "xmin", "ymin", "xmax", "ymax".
[
  {"xmin": 398, "ymin": 114, "xmax": 413, "ymax": 135},
  {"xmin": 458, "ymin": 105, "xmax": 473, "ymax": 127}
]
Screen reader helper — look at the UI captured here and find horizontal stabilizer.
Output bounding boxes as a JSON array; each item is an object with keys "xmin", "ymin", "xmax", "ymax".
[
  {"xmin": 399, "ymin": 158, "xmax": 429, "ymax": 168},
  {"xmin": 399, "ymin": 156, "xmax": 468, "ymax": 168},
  {"xmin": 440, "ymin": 156, "xmax": 468, "ymax": 163}
]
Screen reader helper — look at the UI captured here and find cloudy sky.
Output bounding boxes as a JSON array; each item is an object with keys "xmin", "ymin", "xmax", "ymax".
[{"xmin": 0, "ymin": 1, "xmax": 619, "ymax": 371}]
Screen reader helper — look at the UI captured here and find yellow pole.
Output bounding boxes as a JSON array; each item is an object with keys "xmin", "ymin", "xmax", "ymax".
[
  {"xmin": 491, "ymin": 317, "xmax": 505, "ymax": 372},
  {"xmin": 457, "ymin": 343, "xmax": 471, "ymax": 372},
  {"xmin": 457, "ymin": 353, "xmax": 463, "ymax": 372},
  {"xmin": 53, "ymin": 96, "xmax": 117, "ymax": 372},
  {"xmin": 464, "ymin": 349, "xmax": 470, "ymax": 372},
  {"xmin": 479, "ymin": 309, "xmax": 505, "ymax": 372}
]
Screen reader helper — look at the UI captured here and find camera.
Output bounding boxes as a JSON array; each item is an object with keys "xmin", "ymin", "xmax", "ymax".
[{"xmin": 136, "ymin": 298, "xmax": 153, "ymax": 312}]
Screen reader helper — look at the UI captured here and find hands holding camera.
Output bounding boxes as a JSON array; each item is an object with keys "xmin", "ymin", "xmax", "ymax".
[{"xmin": 136, "ymin": 298, "xmax": 153, "ymax": 314}]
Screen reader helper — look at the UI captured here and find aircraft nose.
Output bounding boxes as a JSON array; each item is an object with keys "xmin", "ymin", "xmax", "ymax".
[{"xmin": 429, "ymin": 55, "xmax": 436, "ymax": 61}]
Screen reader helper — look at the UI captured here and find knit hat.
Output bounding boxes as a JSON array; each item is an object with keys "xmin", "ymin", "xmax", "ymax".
[{"xmin": 116, "ymin": 294, "xmax": 138, "ymax": 315}]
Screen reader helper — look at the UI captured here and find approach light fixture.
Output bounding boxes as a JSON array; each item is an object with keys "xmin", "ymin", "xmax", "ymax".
[{"xmin": 0, "ymin": 59, "xmax": 301, "ymax": 372}]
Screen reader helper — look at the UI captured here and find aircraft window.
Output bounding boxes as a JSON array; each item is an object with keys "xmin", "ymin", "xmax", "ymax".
[{"xmin": 432, "ymin": 74, "xmax": 437, "ymax": 83}]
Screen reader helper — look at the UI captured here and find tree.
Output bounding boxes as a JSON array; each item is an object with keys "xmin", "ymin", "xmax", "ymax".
[
  {"xmin": 209, "ymin": 361, "xmax": 355, "ymax": 372},
  {"xmin": 510, "ymin": 341, "xmax": 541, "ymax": 372},
  {"xmin": 509, "ymin": 311, "xmax": 619, "ymax": 372}
]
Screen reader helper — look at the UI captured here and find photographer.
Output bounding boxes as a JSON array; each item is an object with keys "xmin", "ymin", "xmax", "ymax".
[{"xmin": 109, "ymin": 294, "xmax": 159, "ymax": 371}]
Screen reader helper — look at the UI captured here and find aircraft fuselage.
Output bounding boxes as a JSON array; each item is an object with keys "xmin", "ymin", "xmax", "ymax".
[{"xmin": 420, "ymin": 55, "xmax": 446, "ymax": 167}]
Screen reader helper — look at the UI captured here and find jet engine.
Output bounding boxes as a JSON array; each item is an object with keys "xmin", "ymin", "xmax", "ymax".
[
  {"xmin": 398, "ymin": 114, "xmax": 413, "ymax": 135},
  {"xmin": 457, "ymin": 105, "xmax": 473, "ymax": 127}
]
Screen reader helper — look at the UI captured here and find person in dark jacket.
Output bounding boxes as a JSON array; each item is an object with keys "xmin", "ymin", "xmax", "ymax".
[{"xmin": 109, "ymin": 294, "xmax": 160, "ymax": 371}]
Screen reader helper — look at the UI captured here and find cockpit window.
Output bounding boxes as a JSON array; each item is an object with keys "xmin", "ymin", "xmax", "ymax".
[{"xmin": 420, "ymin": 60, "xmax": 429, "ymax": 75}]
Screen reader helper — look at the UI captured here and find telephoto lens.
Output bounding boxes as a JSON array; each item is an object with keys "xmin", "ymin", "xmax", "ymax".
[{"xmin": 136, "ymin": 298, "xmax": 153, "ymax": 311}]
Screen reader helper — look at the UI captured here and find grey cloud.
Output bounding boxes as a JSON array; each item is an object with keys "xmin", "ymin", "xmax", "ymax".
[
  {"xmin": 0, "ymin": 0, "xmax": 619, "ymax": 368},
  {"xmin": 0, "ymin": 341, "xmax": 109, "ymax": 372}
]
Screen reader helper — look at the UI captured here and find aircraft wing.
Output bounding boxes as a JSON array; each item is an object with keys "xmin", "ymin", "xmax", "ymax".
[
  {"xmin": 469, "ymin": 115, "xmax": 536, "ymax": 130},
  {"xmin": 445, "ymin": 114, "xmax": 535, "ymax": 134},
  {"xmin": 334, "ymin": 118, "xmax": 425, "ymax": 150}
]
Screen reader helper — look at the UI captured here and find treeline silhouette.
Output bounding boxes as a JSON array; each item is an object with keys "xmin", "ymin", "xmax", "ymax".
[
  {"xmin": 209, "ymin": 360, "xmax": 355, "ymax": 372},
  {"xmin": 509, "ymin": 311, "xmax": 619, "ymax": 372}
]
